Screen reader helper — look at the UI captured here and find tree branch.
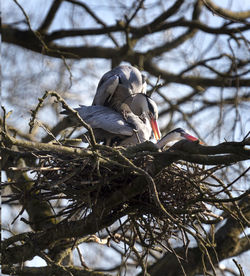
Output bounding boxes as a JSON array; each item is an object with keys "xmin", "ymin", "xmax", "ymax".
[
  {"xmin": 202, "ymin": 0, "xmax": 250, "ymax": 21},
  {"xmin": 2, "ymin": 264, "xmax": 112, "ymax": 276},
  {"xmin": 38, "ymin": 0, "xmax": 63, "ymax": 33}
]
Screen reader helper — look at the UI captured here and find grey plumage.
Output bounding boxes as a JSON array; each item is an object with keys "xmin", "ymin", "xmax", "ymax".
[
  {"xmin": 60, "ymin": 65, "xmax": 161, "ymax": 146},
  {"xmin": 92, "ymin": 65, "xmax": 147, "ymax": 112},
  {"xmin": 156, "ymin": 128, "xmax": 199, "ymax": 150},
  {"xmin": 71, "ymin": 105, "xmax": 152, "ymax": 146},
  {"xmin": 75, "ymin": 105, "xmax": 134, "ymax": 136}
]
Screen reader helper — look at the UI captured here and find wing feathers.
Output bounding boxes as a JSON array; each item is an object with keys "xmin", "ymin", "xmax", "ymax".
[
  {"xmin": 92, "ymin": 75, "xmax": 119, "ymax": 105},
  {"xmin": 76, "ymin": 105, "xmax": 134, "ymax": 136}
]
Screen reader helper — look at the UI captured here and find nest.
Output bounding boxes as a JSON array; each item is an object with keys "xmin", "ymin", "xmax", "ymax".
[
  {"xmin": 17, "ymin": 146, "xmax": 210, "ymax": 244},
  {"xmin": 37, "ymin": 154, "xmax": 202, "ymax": 209},
  {"xmin": 4, "ymin": 138, "xmax": 221, "ymax": 254}
]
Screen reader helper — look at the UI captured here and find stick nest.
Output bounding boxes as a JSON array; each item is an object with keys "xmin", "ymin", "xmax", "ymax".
[
  {"xmin": 5, "ymin": 143, "xmax": 224, "ymax": 255},
  {"xmin": 28, "ymin": 148, "xmax": 209, "ymax": 232}
]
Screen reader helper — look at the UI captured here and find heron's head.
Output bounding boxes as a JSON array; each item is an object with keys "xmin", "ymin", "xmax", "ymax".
[
  {"xmin": 157, "ymin": 128, "xmax": 201, "ymax": 149},
  {"xmin": 130, "ymin": 94, "xmax": 161, "ymax": 141}
]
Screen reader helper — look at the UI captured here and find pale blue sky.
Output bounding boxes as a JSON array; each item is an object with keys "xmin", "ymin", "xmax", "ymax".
[{"xmin": 2, "ymin": 0, "xmax": 250, "ymax": 273}]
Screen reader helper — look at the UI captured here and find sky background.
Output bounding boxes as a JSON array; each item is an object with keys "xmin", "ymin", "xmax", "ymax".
[{"xmin": 2, "ymin": 0, "xmax": 250, "ymax": 274}]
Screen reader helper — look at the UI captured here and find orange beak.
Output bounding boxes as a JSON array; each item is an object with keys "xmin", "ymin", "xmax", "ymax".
[
  {"xmin": 150, "ymin": 119, "xmax": 161, "ymax": 141},
  {"xmin": 182, "ymin": 132, "xmax": 204, "ymax": 144}
]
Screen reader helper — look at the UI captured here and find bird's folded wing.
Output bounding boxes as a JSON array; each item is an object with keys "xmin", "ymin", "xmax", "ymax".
[
  {"xmin": 76, "ymin": 105, "xmax": 134, "ymax": 136},
  {"xmin": 92, "ymin": 75, "xmax": 119, "ymax": 105}
]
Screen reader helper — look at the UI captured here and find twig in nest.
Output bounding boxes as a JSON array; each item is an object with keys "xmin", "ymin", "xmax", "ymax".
[
  {"xmin": 76, "ymin": 247, "xmax": 89, "ymax": 269},
  {"xmin": 35, "ymin": 119, "xmax": 62, "ymax": 145},
  {"xmin": 233, "ymin": 259, "xmax": 245, "ymax": 276},
  {"xmin": 29, "ymin": 90, "xmax": 96, "ymax": 147}
]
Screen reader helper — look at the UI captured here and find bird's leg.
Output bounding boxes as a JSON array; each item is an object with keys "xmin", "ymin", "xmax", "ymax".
[{"xmin": 105, "ymin": 138, "xmax": 111, "ymax": 146}]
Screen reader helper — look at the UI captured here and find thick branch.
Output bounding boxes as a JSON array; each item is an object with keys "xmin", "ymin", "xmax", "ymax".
[
  {"xmin": 203, "ymin": 0, "xmax": 250, "ymax": 21},
  {"xmin": 2, "ymin": 265, "xmax": 112, "ymax": 276},
  {"xmin": 2, "ymin": 205, "xmax": 126, "ymax": 265},
  {"xmin": 2, "ymin": 131, "xmax": 250, "ymax": 169}
]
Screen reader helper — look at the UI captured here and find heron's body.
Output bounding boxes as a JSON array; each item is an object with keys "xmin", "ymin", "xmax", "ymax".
[
  {"xmin": 73, "ymin": 105, "xmax": 152, "ymax": 146},
  {"xmin": 92, "ymin": 65, "xmax": 147, "ymax": 113},
  {"xmin": 61, "ymin": 65, "xmax": 160, "ymax": 146}
]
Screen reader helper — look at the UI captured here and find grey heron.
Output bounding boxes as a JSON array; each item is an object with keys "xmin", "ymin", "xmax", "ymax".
[
  {"xmin": 63, "ymin": 93, "xmax": 161, "ymax": 146},
  {"xmin": 92, "ymin": 65, "xmax": 147, "ymax": 113},
  {"xmin": 157, "ymin": 128, "xmax": 200, "ymax": 150}
]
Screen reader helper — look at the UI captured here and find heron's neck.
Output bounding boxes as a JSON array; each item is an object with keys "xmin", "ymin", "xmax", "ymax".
[
  {"xmin": 129, "ymin": 94, "xmax": 147, "ymax": 116},
  {"xmin": 156, "ymin": 132, "xmax": 182, "ymax": 149}
]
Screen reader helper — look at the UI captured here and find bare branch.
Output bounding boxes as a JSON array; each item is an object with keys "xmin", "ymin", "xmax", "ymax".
[
  {"xmin": 38, "ymin": 0, "xmax": 63, "ymax": 33},
  {"xmin": 202, "ymin": 0, "xmax": 250, "ymax": 21}
]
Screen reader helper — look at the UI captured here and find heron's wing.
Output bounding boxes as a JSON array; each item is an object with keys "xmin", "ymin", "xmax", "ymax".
[
  {"xmin": 92, "ymin": 74, "xmax": 119, "ymax": 106},
  {"xmin": 92, "ymin": 65, "xmax": 147, "ymax": 106},
  {"xmin": 118, "ymin": 65, "xmax": 145, "ymax": 94},
  {"xmin": 76, "ymin": 105, "xmax": 134, "ymax": 136}
]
